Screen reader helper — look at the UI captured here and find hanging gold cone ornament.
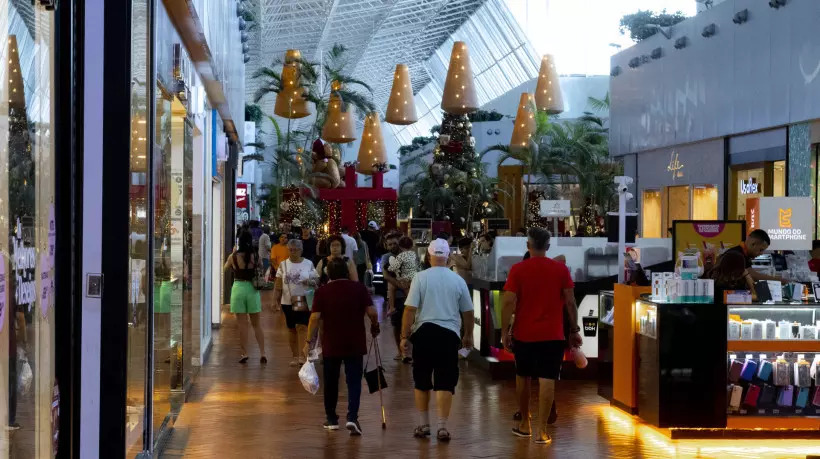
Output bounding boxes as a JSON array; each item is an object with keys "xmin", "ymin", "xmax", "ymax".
[
  {"xmin": 357, "ymin": 112, "xmax": 388, "ymax": 175},
  {"xmin": 321, "ymin": 80, "xmax": 357, "ymax": 144},
  {"xmin": 510, "ymin": 93, "xmax": 536, "ymax": 151},
  {"xmin": 274, "ymin": 49, "xmax": 310, "ymax": 119},
  {"xmin": 534, "ymin": 54, "xmax": 563, "ymax": 114},
  {"xmin": 385, "ymin": 64, "xmax": 417, "ymax": 125},
  {"xmin": 441, "ymin": 41, "xmax": 478, "ymax": 115}
]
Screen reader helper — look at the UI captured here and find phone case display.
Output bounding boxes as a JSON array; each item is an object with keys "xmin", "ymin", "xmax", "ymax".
[
  {"xmin": 796, "ymin": 387, "xmax": 810, "ymax": 408},
  {"xmin": 758, "ymin": 360, "xmax": 773, "ymax": 380},
  {"xmin": 743, "ymin": 384, "xmax": 761, "ymax": 407},
  {"xmin": 650, "ymin": 272, "xmax": 714, "ymax": 303},
  {"xmin": 813, "ymin": 387, "xmax": 820, "ymax": 407},
  {"xmin": 729, "ymin": 385, "xmax": 743, "ymax": 410},
  {"xmin": 728, "ymin": 359, "xmax": 743, "ymax": 382},
  {"xmin": 599, "ymin": 291, "xmax": 614, "ymax": 326},
  {"xmin": 728, "ymin": 304, "xmax": 820, "ymax": 342},
  {"xmin": 774, "ymin": 358, "xmax": 790, "ymax": 386},
  {"xmin": 795, "ymin": 359, "xmax": 811, "ymax": 387},
  {"xmin": 760, "ymin": 384, "xmax": 777, "ymax": 406},
  {"xmin": 778, "ymin": 386, "xmax": 794, "ymax": 407},
  {"xmin": 727, "ymin": 352, "xmax": 820, "ymax": 416},
  {"xmin": 740, "ymin": 360, "xmax": 758, "ymax": 381}
]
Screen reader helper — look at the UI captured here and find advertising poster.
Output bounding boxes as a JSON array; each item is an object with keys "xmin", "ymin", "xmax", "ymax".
[
  {"xmin": 672, "ymin": 220, "xmax": 747, "ymax": 263},
  {"xmin": 757, "ymin": 197, "xmax": 813, "ymax": 250}
]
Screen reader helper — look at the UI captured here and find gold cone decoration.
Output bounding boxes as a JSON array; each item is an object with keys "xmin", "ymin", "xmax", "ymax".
[
  {"xmin": 534, "ymin": 54, "xmax": 563, "ymax": 114},
  {"xmin": 274, "ymin": 49, "xmax": 311, "ymax": 119},
  {"xmin": 441, "ymin": 41, "xmax": 478, "ymax": 115},
  {"xmin": 321, "ymin": 80, "xmax": 357, "ymax": 144},
  {"xmin": 385, "ymin": 64, "xmax": 417, "ymax": 125},
  {"xmin": 357, "ymin": 112, "xmax": 387, "ymax": 175},
  {"xmin": 510, "ymin": 93, "xmax": 536, "ymax": 151}
]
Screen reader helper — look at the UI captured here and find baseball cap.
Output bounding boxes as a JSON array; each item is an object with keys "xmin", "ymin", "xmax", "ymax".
[
  {"xmin": 368, "ymin": 221, "xmax": 379, "ymax": 230},
  {"xmin": 427, "ymin": 238, "xmax": 451, "ymax": 258},
  {"xmin": 291, "ymin": 218, "xmax": 301, "ymax": 226}
]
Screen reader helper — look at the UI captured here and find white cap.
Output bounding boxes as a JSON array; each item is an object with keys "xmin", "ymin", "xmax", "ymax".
[
  {"xmin": 428, "ymin": 239, "xmax": 450, "ymax": 258},
  {"xmin": 368, "ymin": 221, "xmax": 379, "ymax": 230},
  {"xmin": 291, "ymin": 218, "xmax": 301, "ymax": 226}
]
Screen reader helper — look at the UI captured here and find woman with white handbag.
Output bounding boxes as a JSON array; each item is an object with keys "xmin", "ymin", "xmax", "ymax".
[{"xmin": 273, "ymin": 238, "xmax": 319, "ymax": 366}]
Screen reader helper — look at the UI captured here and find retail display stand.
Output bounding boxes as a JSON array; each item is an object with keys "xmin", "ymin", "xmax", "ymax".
[{"xmin": 611, "ymin": 284, "xmax": 650, "ymax": 413}]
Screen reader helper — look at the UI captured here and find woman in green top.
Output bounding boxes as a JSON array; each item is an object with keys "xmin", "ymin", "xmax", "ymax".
[{"xmin": 224, "ymin": 229, "xmax": 267, "ymax": 364}]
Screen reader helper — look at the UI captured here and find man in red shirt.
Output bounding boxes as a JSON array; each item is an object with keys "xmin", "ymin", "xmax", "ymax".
[
  {"xmin": 306, "ymin": 258, "xmax": 380, "ymax": 436},
  {"xmin": 501, "ymin": 228, "xmax": 580, "ymax": 445}
]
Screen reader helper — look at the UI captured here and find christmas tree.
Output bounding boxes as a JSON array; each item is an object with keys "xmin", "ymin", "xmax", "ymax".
[{"xmin": 414, "ymin": 112, "xmax": 501, "ymax": 230}]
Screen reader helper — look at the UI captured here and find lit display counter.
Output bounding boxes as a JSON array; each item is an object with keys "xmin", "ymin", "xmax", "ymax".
[{"xmin": 612, "ymin": 295, "xmax": 820, "ymax": 438}]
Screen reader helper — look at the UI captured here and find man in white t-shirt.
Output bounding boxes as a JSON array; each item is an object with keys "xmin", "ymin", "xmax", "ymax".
[
  {"xmin": 341, "ymin": 226, "xmax": 358, "ymax": 260},
  {"xmin": 401, "ymin": 239, "xmax": 474, "ymax": 443}
]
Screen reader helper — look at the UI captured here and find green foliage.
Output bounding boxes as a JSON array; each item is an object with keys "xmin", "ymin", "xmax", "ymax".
[
  {"xmin": 468, "ymin": 110, "xmax": 504, "ymax": 122},
  {"xmin": 245, "ymin": 103, "xmax": 264, "ymax": 123},
  {"xmin": 587, "ymin": 93, "xmax": 610, "ymax": 113},
  {"xmin": 619, "ymin": 10, "xmax": 687, "ymax": 42}
]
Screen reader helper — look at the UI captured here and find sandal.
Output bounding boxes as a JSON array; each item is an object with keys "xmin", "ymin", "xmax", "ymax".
[
  {"xmin": 436, "ymin": 428, "xmax": 451, "ymax": 442},
  {"xmin": 413, "ymin": 425, "xmax": 431, "ymax": 438},
  {"xmin": 239, "ymin": 355, "xmax": 249, "ymax": 364},
  {"xmin": 260, "ymin": 356, "xmax": 268, "ymax": 364},
  {"xmin": 512, "ymin": 427, "xmax": 531, "ymax": 437}
]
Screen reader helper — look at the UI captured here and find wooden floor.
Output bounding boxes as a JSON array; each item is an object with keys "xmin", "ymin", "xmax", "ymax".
[{"xmin": 160, "ymin": 291, "xmax": 820, "ymax": 459}]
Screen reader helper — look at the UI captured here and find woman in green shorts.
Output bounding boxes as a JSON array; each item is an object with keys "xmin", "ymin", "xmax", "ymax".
[{"xmin": 224, "ymin": 230, "xmax": 267, "ymax": 364}]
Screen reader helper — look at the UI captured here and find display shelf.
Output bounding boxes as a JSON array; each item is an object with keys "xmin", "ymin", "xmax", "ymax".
[
  {"xmin": 635, "ymin": 300, "xmax": 657, "ymax": 339},
  {"xmin": 727, "ymin": 340, "xmax": 820, "ymax": 352}
]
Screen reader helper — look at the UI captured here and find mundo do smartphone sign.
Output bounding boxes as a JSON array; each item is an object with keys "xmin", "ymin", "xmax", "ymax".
[{"xmin": 757, "ymin": 197, "xmax": 813, "ymax": 250}]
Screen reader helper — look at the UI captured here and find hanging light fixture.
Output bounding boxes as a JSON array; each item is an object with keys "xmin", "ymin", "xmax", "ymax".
[
  {"xmin": 385, "ymin": 64, "xmax": 417, "ymax": 125},
  {"xmin": 441, "ymin": 41, "xmax": 478, "ymax": 115},
  {"xmin": 534, "ymin": 54, "xmax": 564, "ymax": 114},
  {"xmin": 321, "ymin": 80, "xmax": 356, "ymax": 143},
  {"xmin": 510, "ymin": 93, "xmax": 535, "ymax": 151},
  {"xmin": 357, "ymin": 112, "xmax": 387, "ymax": 174},
  {"xmin": 273, "ymin": 49, "xmax": 310, "ymax": 119}
]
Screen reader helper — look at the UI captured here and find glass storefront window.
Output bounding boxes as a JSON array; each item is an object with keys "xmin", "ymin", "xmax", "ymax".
[
  {"xmin": 0, "ymin": 3, "xmax": 56, "ymax": 457},
  {"xmin": 666, "ymin": 185, "xmax": 691, "ymax": 234},
  {"xmin": 642, "ymin": 190, "xmax": 661, "ymax": 238},
  {"xmin": 773, "ymin": 160, "xmax": 786, "ymax": 197},
  {"xmin": 692, "ymin": 185, "xmax": 718, "ymax": 220},
  {"xmin": 731, "ymin": 167, "xmax": 764, "ymax": 220}
]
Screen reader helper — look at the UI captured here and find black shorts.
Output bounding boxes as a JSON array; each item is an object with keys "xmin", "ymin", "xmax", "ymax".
[
  {"xmin": 411, "ymin": 323, "xmax": 461, "ymax": 393},
  {"xmin": 390, "ymin": 297, "xmax": 406, "ymax": 328},
  {"xmin": 282, "ymin": 304, "xmax": 310, "ymax": 329},
  {"xmin": 513, "ymin": 339, "xmax": 565, "ymax": 380}
]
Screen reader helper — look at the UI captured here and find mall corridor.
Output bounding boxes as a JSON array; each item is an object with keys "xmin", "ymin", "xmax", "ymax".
[{"xmin": 156, "ymin": 293, "xmax": 816, "ymax": 459}]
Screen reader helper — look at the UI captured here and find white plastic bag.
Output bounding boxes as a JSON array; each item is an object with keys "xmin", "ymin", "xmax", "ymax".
[
  {"xmin": 18, "ymin": 349, "xmax": 32, "ymax": 395},
  {"xmin": 298, "ymin": 360, "xmax": 320, "ymax": 395}
]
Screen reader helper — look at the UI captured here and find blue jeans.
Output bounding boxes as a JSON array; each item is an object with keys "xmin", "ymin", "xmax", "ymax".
[{"xmin": 323, "ymin": 355, "xmax": 363, "ymax": 423}]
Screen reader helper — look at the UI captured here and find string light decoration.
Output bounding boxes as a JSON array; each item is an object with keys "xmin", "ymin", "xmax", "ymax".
[
  {"xmin": 534, "ymin": 54, "xmax": 564, "ymax": 115},
  {"xmin": 385, "ymin": 64, "xmax": 418, "ymax": 125},
  {"xmin": 527, "ymin": 190, "xmax": 549, "ymax": 229},
  {"xmin": 441, "ymin": 41, "xmax": 478, "ymax": 115},
  {"xmin": 366, "ymin": 201, "xmax": 385, "ymax": 228}
]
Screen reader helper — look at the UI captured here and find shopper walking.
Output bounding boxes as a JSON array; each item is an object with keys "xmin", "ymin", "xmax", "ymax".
[
  {"xmin": 361, "ymin": 221, "xmax": 382, "ymax": 267},
  {"xmin": 270, "ymin": 232, "xmax": 290, "ymax": 270},
  {"xmin": 381, "ymin": 233, "xmax": 410, "ymax": 362},
  {"xmin": 273, "ymin": 239, "xmax": 319, "ymax": 366},
  {"xmin": 301, "ymin": 226, "xmax": 318, "ymax": 264},
  {"xmin": 352, "ymin": 232, "xmax": 373, "ymax": 285},
  {"xmin": 340, "ymin": 226, "xmax": 359, "ymax": 260},
  {"xmin": 501, "ymin": 228, "xmax": 580, "ymax": 445},
  {"xmin": 223, "ymin": 230, "xmax": 267, "ymax": 364},
  {"xmin": 258, "ymin": 226, "xmax": 272, "ymax": 275},
  {"xmin": 305, "ymin": 258, "xmax": 380, "ymax": 435},
  {"xmin": 315, "ymin": 235, "xmax": 359, "ymax": 284},
  {"xmin": 401, "ymin": 239, "xmax": 474, "ymax": 442}
]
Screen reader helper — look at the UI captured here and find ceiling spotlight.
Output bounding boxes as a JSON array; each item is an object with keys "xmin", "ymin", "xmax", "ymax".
[
  {"xmin": 244, "ymin": 55, "xmax": 250, "ymax": 64},
  {"xmin": 242, "ymin": 43, "xmax": 249, "ymax": 54},
  {"xmin": 650, "ymin": 47, "xmax": 663, "ymax": 60},
  {"xmin": 733, "ymin": 9, "xmax": 749, "ymax": 24},
  {"xmin": 674, "ymin": 36, "xmax": 688, "ymax": 50},
  {"xmin": 241, "ymin": 31, "xmax": 249, "ymax": 43},
  {"xmin": 238, "ymin": 18, "xmax": 247, "ymax": 31},
  {"xmin": 702, "ymin": 23, "xmax": 716, "ymax": 38}
]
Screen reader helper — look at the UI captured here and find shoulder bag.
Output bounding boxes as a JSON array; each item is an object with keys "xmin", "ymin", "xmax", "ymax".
[{"xmin": 284, "ymin": 259, "xmax": 310, "ymax": 312}]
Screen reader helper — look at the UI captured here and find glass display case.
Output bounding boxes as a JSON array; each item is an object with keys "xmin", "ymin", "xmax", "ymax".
[
  {"xmin": 726, "ymin": 303, "xmax": 820, "ymax": 418},
  {"xmin": 635, "ymin": 300, "xmax": 658, "ymax": 339},
  {"xmin": 599, "ymin": 290, "xmax": 614, "ymax": 326}
]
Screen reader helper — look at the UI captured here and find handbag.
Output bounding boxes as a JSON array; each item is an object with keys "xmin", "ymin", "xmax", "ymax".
[
  {"xmin": 283, "ymin": 259, "xmax": 310, "ymax": 312},
  {"xmin": 363, "ymin": 338, "xmax": 388, "ymax": 394}
]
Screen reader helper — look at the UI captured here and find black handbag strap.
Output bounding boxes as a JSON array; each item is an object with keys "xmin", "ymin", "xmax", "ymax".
[{"xmin": 364, "ymin": 336, "xmax": 383, "ymax": 372}]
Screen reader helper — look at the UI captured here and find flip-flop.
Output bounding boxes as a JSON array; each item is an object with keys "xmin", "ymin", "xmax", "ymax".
[
  {"xmin": 239, "ymin": 355, "xmax": 249, "ymax": 364},
  {"xmin": 413, "ymin": 425, "xmax": 431, "ymax": 438},
  {"xmin": 436, "ymin": 428, "xmax": 451, "ymax": 442},
  {"xmin": 512, "ymin": 427, "xmax": 531, "ymax": 437}
]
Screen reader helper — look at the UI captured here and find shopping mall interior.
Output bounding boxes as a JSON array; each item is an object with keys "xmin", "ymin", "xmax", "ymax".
[{"xmin": 4, "ymin": 0, "xmax": 820, "ymax": 457}]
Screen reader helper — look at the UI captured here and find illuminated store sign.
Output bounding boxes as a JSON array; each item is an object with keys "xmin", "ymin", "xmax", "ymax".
[
  {"xmin": 667, "ymin": 151, "xmax": 684, "ymax": 180},
  {"xmin": 758, "ymin": 197, "xmax": 812, "ymax": 250},
  {"xmin": 739, "ymin": 178, "xmax": 759, "ymax": 194}
]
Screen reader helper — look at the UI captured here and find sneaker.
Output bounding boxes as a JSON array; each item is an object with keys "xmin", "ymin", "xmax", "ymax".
[
  {"xmin": 413, "ymin": 424, "xmax": 431, "ymax": 438},
  {"xmin": 512, "ymin": 427, "xmax": 531, "ymax": 437},
  {"xmin": 534, "ymin": 431, "xmax": 552, "ymax": 445},
  {"xmin": 346, "ymin": 420, "xmax": 363, "ymax": 436},
  {"xmin": 323, "ymin": 421, "xmax": 339, "ymax": 431},
  {"xmin": 5, "ymin": 423, "xmax": 20, "ymax": 431}
]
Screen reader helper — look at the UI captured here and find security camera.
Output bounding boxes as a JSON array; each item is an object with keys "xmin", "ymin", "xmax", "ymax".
[{"xmin": 618, "ymin": 185, "xmax": 629, "ymax": 194}]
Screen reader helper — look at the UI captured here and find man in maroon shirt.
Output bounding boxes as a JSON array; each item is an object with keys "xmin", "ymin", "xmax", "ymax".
[
  {"xmin": 306, "ymin": 257, "xmax": 380, "ymax": 436},
  {"xmin": 501, "ymin": 228, "xmax": 581, "ymax": 445}
]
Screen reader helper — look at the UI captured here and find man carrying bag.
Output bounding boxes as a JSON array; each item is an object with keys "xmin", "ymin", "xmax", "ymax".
[{"xmin": 305, "ymin": 258, "xmax": 380, "ymax": 436}]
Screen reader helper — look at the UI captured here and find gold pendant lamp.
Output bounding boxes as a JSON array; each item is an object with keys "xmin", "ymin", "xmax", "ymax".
[
  {"xmin": 321, "ymin": 80, "xmax": 357, "ymax": 144},
  {"xmin": 510, "ymin": 93, "xmax": 536, "ymax": 151},
  {"xmin": 385, "ymin": 64, "xmax": 417, "ymax": 125},
  {"xmin": 534, "ymin": 54, "xmax": 563, "ymax": 114},
  {"xmin": 357, "ymin": 112, "xmax": 387, "ymax": 175},
  {"xmin": 441, "ymin": 41, "xmax": 478, "ymax": 115},
  {"xmin": 274, "ymin": 49, "xmax": 311, "ymax": 119}
]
